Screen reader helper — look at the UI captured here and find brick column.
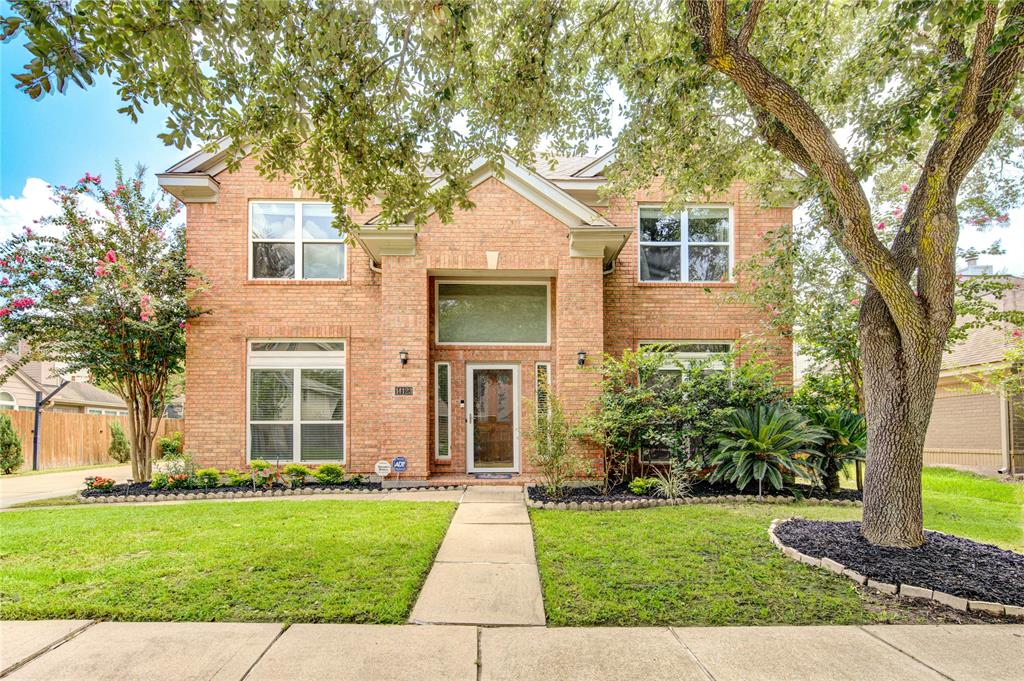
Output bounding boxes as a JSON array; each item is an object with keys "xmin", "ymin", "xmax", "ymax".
[
  {"xmin": 555, "ymin": 256, "xmax": 604, "ymax": 464},
  {"xmin": 379, "ymin": 256, "xmax": 431, "ymax": 478}
]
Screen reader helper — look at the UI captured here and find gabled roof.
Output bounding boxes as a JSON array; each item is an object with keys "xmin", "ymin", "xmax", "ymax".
[{"xmin": 0, "ymin": 356, "xmax": 126, "ymax": 409}]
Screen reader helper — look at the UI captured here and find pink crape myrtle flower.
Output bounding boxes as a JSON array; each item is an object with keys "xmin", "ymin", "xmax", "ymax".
[
  {"xmin": 105, "ymin": 250, "xmax": 117, "ymax": 263},
  {"xmin": 892, "ymin": 208, "xmax": 903, "ymax": 217},
  {"xmin": 850, "ymin": 298, "xmax": 860, "ymax": 306},
  {"xmin": 1012, "ymin": 329, "xmax": 1022, "ymax": 338},
  {"xmin": 876, "ymin": 221, "xmax": 886, "ymax": 231},
  {"xmin": 94, "ymin": 264, "xmax": 108, "ymax": 278},
  {"xmin": 1, "ymin": 277, "xmax": 8, "ymax": 286},
  {"xmin": 139, "ymin": 294, "xmax": 155, "ymax": 322},
  {"xmin": 900, "ymin": 183, "xmax": 910, "ymax": 192},
  {"xmin": 0, "ymin": 307, "xmax": 8, "ymax": 317},
  {"xmin": 997, "ymin": 214, "xmax": 1009, "ymax": 223}
]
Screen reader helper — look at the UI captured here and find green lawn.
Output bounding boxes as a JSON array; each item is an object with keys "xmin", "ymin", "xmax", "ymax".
[
  {"xmin": 0, "ymin": 500, "xmax": 455, "ymax": 623},
  {"xmin": 532, "ymin": 468, "xmax": 1023, "ymax": 626}
]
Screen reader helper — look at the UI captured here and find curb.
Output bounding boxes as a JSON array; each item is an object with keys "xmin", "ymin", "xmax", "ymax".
[
  {"xmin": 767, "ymin": 519, "xmax": 1023, "ymax": 620},
  {"xmin": 78, "ymin": 485, "xmax": 467, "ymax": 505},
  {"xmin": 524, "ymin": 488, "xmax": 863, "ymax": 511}
]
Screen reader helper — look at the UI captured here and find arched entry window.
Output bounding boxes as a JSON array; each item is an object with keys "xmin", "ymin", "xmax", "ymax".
[{"xmin": 0, "ymin": 391, "xmax": 17, "ymax": 410}]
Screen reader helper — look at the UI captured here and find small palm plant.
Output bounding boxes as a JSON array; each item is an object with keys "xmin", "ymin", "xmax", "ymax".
[
  {"xmin": 710, "ymin": 404, "xmax": 825, "ymax": 499},
  {"xmin": 805, "ymin": 409, "xmax": 866, "ymax": 495}
]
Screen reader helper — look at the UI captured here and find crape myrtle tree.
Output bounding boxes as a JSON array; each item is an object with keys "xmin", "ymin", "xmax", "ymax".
[
  {"xmin": 0, "ymin": 165, "xmax": 206, "ymax": 481},
  {"xmin": 6, "ymin": 1, "xmax": 1024, "ymax": 546}
]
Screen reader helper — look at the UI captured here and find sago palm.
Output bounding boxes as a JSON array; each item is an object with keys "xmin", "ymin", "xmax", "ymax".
[
  {"xmin": 805, "ymin": 409, "xmax": 867, "ymax": 495},
  {"xmin": 710, "ymin": 404, "xmax": 825, "ymax": 498}
]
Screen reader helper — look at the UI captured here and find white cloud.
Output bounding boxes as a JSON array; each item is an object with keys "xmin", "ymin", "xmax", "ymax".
[{"xmin": 0, "ymin": 178, "xmax": 62, "ymax": 240}]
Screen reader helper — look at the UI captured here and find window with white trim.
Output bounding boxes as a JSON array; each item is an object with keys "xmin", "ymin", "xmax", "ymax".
[
  {"xmin": 0, "ymin": 391, "xmax": 16, "ymax": 410},
  {"xmin": 435, "ymin": 362, "xmax": 451, "ymax": 459},
  {"xmin": 250, "ymin": 202, "xmax": 346, "ymax": 280},
  {"xmin": 247, "ymin": 341, "xmax": 345, "ymax": 464},
  {"xmin": 638, "ymin": 207, "xmax": 732, "ymax": 282}
]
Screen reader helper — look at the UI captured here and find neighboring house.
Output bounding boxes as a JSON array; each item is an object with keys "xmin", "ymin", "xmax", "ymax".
[
  {"xmin": 158, "ymin": 148, "xmax": 793, "ymax": 480},
  {"xmin": 923, "ymin": 260, "xmax": 1024, "ymax": 476},
  {"xmin": 0, "ymin": 342, "xmax": 128, "ymax": 415}
]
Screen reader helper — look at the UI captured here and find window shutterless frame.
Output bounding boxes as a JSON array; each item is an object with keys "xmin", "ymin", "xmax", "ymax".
[
  {"xmin": 246, "ymin": 339, "xmax": 347, "ymax": 464},
  {"xmin": 637, "ymin": 205, "xmax": 734, "ymax": 283},
  {"xmin": 434, "ymin": 280, "xmax": 551, "ymax": 346},
  {"xmin": 638, "ymin": 340, "xmax": 733, "ymax": 371},
  {"xmin": 248, "ymin": 200, "xmax": 347, "ymax": 281},
  {"xmin": 435, "ymin": 362, "xmax": 451, "ymax": 460}
]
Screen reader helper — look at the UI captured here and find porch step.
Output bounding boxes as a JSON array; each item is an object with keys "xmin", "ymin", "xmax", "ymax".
[{"xmin": 427, "ymin": 473, "xmax": 540, "ymax": 487}]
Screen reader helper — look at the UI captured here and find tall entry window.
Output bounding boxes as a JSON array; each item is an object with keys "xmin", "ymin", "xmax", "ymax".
[
  {"xmin": 436, "ymin": 281, "xmax": 549, "ymax": 345},
  {"xmin": 247, "ymin": 341, "xmax": 345, "ymax": 464},
  {"xmin": 250, "ymin": 202, "xmax": 346, "ymax": 280},
  {"xmin": 639, "ymin": 207, "xmax": 732, "ymax": 283}
]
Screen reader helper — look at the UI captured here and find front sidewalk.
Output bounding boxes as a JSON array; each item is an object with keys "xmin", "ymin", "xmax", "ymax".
[{"xmin": 2, "ymin": 620, "xmax": 1021, "ymax": 680}]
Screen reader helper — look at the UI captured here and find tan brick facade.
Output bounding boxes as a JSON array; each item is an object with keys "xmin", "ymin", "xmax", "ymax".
[{"xmin": 179, "ymin": 157, "xmax": 792, "ymax": 478}]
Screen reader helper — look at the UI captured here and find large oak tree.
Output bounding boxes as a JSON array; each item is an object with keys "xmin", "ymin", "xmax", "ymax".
[{"xmin": 5, "ymin": 0, "xmax": 1023, "ymax": 545}]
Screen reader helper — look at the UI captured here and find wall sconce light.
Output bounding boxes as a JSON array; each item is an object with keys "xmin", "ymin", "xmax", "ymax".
[
  {"xmin": 399, "ymin": 350, "xmax": 409, "ymax": 366},
  {"xmin": 577, "ymin": 350, "xmax": 587, "ymax": 367}
]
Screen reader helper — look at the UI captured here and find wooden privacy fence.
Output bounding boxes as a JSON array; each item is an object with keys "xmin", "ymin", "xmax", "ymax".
[{"xmin": 4, "ymin": 411, "xmax": 182, "ymax": 470}]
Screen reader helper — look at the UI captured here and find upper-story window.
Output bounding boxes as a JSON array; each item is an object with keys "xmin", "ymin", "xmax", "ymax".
[
  {"xmin": 250, "ymin": 201, "xmax": 346, "ymax": 280},
  {"xmin": 638, "ymin": 207, "xmax": 732, "ymax": 283}
]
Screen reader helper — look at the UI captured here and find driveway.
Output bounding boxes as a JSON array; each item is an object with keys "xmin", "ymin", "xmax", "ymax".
[{"xmin": 0, "ymin": 465, "xmax": 131, "ymax": 508}]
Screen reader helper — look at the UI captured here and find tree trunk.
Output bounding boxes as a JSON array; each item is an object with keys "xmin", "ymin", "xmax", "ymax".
[
  {"xmin": 858, "ymin": 290, "xmax": 947, "ymax": 547},
  {"xmin": 823, "ymin": 468, "xmax": 841, "ymax": 496}
]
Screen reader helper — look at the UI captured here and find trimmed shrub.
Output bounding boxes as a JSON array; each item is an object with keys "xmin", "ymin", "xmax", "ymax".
[
  {"xmin": 0, "ymin": 412, "xmax": 23, "ymax": 474},
  {"xmin": 195, "ymin": 468, "xmax": 221, "ymax": 489},
  {"xmin": 223, "ymin": 469, "xmax": 250, "ymax": 486},
  {"xmin": 313, "ymin": 463, "xmax": 345, "ymax": 484},
  {"xmin": 627, "ymin": 476, "xmax": 657, "ymax": 495},
  {"xmin": 157, "ymin": 431, "xmax": 183, "ymax": 459},
  {"xmin": 283, "ymin": 464, "xmax": 311, "ymax": 488},
  {"xmin": 107, "ymin": 422, "xmax": 131, "ymax": 463},
  {"xmin": 149, "ymin": 472, "xmax": 169, "ymax": 489}
]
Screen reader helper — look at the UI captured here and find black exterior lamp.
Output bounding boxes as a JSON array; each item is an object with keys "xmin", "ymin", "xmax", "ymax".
[
  {"xmin": 399, "ymin": 350, "xmax": 409, "ymax": 366},
  {"xmin": 577, "ymin": 350, "xmax": 587, "ymax": 367}
]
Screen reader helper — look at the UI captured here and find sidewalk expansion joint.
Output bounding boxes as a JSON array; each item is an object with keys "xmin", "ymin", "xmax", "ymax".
[
  {"xmin": 0, "ymin": 619, "xmax": 98, "ymax": 679},
  {"xmin": 667, "ymin": 626, "xmax": 717, "ymax": 681},
  {"xmin": 857, "ymin": 626, "xmax": 956, "ymax": 681}
]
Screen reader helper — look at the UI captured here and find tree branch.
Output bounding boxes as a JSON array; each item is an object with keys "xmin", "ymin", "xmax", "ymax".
[{"xmin": 737, "ymin": 0, "xmax": 764, "ymax": 52}]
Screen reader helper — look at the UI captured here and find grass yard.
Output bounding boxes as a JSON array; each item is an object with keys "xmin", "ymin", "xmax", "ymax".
[
  {"xmin": 532, "ymin": 468, "xmax": 1023, "ymax": 626},
  {"xmin": 0, "ymin": 500, "xmax": 455, "ymax": 623}
]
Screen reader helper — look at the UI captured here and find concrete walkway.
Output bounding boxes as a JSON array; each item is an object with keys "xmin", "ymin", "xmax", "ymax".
[
  {"xmin": 410, "ymin": 485, "xmax": 546, "ymax": 625},
  {"xmin": 0, "ymin": 465, "xmax": 131, "ymax": 508},
  {"xmin": 2, "ymin": 620, "xmax": 1020, "ymax": 680}
]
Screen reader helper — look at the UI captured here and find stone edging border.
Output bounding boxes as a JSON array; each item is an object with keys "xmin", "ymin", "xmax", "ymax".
[
  {"xmin": 77, "ymin": 485, "xmax": 467, "ymax": 504},
  {"xmin": 767, "ymin": 518, "xmax": 1024, "ymax": 620},
  {"xmin": 523, "ymin": 485, "xmax": 862, "ymax": 511}
]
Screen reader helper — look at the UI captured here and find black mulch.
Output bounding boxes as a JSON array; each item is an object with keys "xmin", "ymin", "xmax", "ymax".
[
  {"xmin": 81, "ymin": 480, "xmax": 382, "ymax": 499},
  {"xmin": 775, "ymin": 518, "xmax": 1024, "ymax": 607},
  {"xmin": 528, "ymin": 481, "xmax": 862, "ymax": 504}
]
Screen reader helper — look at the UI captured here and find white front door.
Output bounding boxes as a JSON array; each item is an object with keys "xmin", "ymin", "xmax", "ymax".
[{"xmin": 466, "ymin": 364, "xmax": 520, "ymax": 473}]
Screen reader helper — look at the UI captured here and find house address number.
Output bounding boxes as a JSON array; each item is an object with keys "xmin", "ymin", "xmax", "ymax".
[{"xmin": 394, "ymin": 386, "xmax": 414, "ymax": 396}]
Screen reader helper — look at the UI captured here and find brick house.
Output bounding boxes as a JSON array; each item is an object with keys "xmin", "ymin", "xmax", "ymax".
[{"xmin": 158, "ymin": 148, "xmax": 793, "ymax": 481}]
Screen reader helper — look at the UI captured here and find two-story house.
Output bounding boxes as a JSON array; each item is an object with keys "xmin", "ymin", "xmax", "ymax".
[{"xmin": 158, "ymin": 148, "xmax": 792, "ymax": 481}]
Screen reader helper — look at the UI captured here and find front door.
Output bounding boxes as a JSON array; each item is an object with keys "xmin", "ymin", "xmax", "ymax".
[{"xmin": 466, "ymin": 364, "xmax": 520, "ymax": 473}]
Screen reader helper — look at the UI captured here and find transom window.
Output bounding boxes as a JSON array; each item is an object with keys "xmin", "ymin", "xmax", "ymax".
[
  {"xmin": 436, "ymin": 281, "xmax": 550, "ymax": 345},
  {"xmin": 250, "ymin": 201, "xmax": 346, "ymax": 280},
  {"xmin": 638, "ymin": 207, "xmax": 732, "ymax": 283},
  {"xmin": 247, "ymin": 340, "xmax": 345, "ymax": 464}
]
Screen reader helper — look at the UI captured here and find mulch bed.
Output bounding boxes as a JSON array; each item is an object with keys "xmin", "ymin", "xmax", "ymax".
[
  {"xmin": 775, "ymin": 518, "xmax": 1024, "ymax": 607},
  {"xmin": 528, "ymin": 481, "xmax": 862, "ymax": 504},
  {"xmin": 81, "ymin": 480, "xmax": 383, "ymax": 499}
]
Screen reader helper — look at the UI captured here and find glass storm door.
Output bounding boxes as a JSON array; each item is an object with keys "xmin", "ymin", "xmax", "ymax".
[{"xmin": 467, "ymin": 364, "xmax": 519, "ymax": 472}]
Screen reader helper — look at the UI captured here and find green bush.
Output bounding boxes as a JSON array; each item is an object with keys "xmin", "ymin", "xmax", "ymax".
[
  {"xmin": 627, "ymin": 476, "xmax": 657, "ymax": 495},
  {"xmin": 149, "ymin": 472, "xmax": 169, "ymax": 490},
  {"xmin": 195, "ymin": 468, "xmax": 221, "ymax": 489},
  {"xmin": 283, "ymin": 464, "xmax": 311, "ymax": 488},
  {"xmin": 313, "ymin": 463, "xmax": 345, "ymax": 484},
  {"xmin": 0, "ymin": 412, "xmax": 23, "ymax": 474},
  {"xmin": 107, "ymin": 422, "xmax": 131, "ymax": 464},
  {"xmin": 166, "ymin": 473, "xmax": 191, "ymax": 490},
  {"xmin": 710, "ymin": 404, "xmax": 825, "ymax": 498},
  {"xmin": 250, "ymin": 459, "xmax": 272, "ymax": 471},
  {"xmin": 222, "ymin": 469, "xmax": 250, "ymax": 486},
  {"xmin": 525, "ymin": 375, "xmax": 588, "ymax": 497},
  {"xmin": 803, "ymin": 408, "xmax": 866, "ymax": 495},
  {"xmin": 157, "ymin": 431, "xmax": 183, "ymax": 459}
]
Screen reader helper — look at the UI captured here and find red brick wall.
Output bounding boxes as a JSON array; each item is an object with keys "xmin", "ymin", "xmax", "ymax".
[{"xmin": 184, "ymin": 160, "xmax": 792, "ymax": 475}]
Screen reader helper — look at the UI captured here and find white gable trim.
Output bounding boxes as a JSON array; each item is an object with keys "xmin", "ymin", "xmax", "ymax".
[{"xmin": 572, "ymin": 149, "xmax": 616, "ymax": 177}]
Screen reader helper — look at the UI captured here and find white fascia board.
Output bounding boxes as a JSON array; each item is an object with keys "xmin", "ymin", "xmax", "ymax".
[
  {"xmin": 352, "ymin": 224, "xmax": 417, "ymax": 266},
  {"xmin": 156, "ymin": 174, "xmax": 220, "ymax": 203},
  {"xmin": 571, "ymin": 149, "xmax": 616, "ymax": 177}
]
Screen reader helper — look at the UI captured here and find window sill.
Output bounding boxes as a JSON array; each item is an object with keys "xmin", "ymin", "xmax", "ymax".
[
  {"xmin": 245, "ymin": 279, "xmax": 350, "ymax": 286},
  {"xmin": 636, "ymin": 281, "xmax": 735, "ymax": 288}
]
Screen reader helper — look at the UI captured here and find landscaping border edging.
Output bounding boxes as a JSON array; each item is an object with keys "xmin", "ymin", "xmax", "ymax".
[
  {"xmin": 77, "ymin": 485, "xmax": 467, "ymax": 505},
  {"xmin": 767, "ymin": 518, "xmax": 1024, "ymax": 620},
  {"xmin": 523, "ymin": 485, "xmax": 863, "ymax": 511}
]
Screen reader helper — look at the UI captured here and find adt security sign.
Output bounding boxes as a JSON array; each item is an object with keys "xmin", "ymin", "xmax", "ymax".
[
  {"xmin": 392, "ymin": 456, "xmax": 408, "ymax": 474},
  {"xmin": 374, "ymin": 459, "xmax": 392, "ymax": 479}
]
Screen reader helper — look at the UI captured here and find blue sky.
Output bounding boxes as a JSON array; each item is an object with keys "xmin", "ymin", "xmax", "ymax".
[{"xmin": 0, "ymin": 31, "xmax": 1020, "ymax": 274}]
